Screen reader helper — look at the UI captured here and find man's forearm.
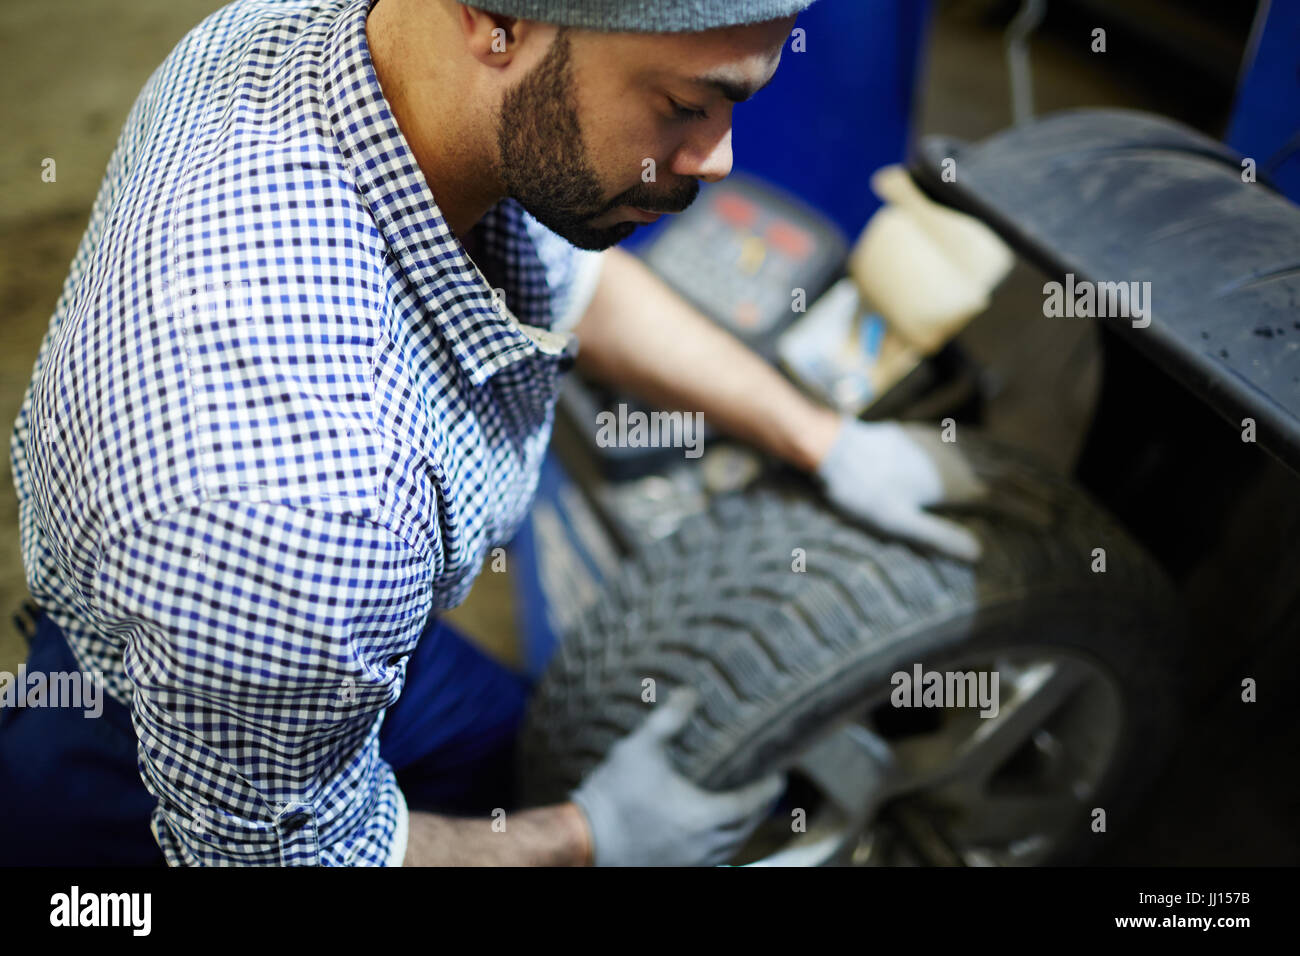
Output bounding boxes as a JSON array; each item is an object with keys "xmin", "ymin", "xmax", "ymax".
[
  {"xmin": 572, "ymin": 247, "xmax": 842, "ymax": 472},
  {"xmin": 402, "ymin": 802, "xmax": 591, "ymax": 866}
]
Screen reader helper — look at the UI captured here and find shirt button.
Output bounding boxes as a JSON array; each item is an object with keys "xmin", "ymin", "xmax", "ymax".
[{"xmin": 279, "ymin": 806, "xmax": 311, "ymax": 833}]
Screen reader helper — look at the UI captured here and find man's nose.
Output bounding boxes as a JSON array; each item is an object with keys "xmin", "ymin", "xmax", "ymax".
[{"xmin": 670, "ymin": 125, "xmax": 733, "ymax": 184}]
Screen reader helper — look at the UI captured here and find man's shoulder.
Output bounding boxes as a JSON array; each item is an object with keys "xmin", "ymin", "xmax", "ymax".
[
  {"xmin": 166, "ymin": 1, "xmax": 375, "ymax": 259},
  {"xmin": 142, "ymin": 4, "xmax": 391, "ymax": 533},
  {"xmin": 17, "ymin": 2, "xmax": 402, "ymax": 605}
]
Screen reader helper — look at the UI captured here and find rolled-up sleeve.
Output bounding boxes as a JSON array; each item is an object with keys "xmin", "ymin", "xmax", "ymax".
[{"xmin": 94, "ymin": 499, "xmax": 431, "ymax": 866}]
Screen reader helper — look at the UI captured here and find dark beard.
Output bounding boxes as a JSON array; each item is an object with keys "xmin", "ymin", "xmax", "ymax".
[{"xmin": 495, "ymin": 30, "xmax": 698, "ymax": 251}]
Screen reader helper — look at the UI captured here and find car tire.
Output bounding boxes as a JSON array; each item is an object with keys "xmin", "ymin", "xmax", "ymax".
[{"xmin": 519, "ymin": 432, "xmax": 1185, "ymax": 865}]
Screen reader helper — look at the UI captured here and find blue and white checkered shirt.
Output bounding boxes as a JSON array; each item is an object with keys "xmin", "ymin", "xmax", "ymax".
[{"xmin": 10, "ymin": 0, "xmax": 604, "ymax": 866}]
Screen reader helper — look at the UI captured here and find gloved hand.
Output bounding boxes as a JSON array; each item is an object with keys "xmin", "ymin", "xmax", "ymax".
[
  {"xmin": 815, "ymin": 416, "xmax": 989, "ymax": 562},
  {"xmin": 570, "ymin": 687, "xmax": 784, "ymax": 867}
]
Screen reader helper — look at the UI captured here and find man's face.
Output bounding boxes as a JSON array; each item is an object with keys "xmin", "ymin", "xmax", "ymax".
[{"xmin": 495, "ymin": 18, "xmax": 794, "ymax": 250}]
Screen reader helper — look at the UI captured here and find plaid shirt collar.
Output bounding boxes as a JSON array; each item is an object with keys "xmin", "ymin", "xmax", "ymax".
[{"xmin": 322, "ymin": 0, "xmax": 556, "ymax": 386}]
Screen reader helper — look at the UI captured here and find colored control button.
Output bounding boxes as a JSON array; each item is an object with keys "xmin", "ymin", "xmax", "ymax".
[
  {"xmin": 766, "ymin": 220, "xmax": 813, "ymax": 261},
  {"xmin": 737, "ymin": 235, "xmax": 766, "ymax": 274},
  {"xmin": 734, "ymin": 301, "xmax": 760, "ymax": 329},
  {"xmin": 714, "ymin": 192, "xmax": 757, "ymax": 227}
]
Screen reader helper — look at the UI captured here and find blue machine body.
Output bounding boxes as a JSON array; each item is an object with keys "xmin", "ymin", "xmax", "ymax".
[{"xmin": 1227, "ymin": 0, "xmax": 1300, "ymax": 203}]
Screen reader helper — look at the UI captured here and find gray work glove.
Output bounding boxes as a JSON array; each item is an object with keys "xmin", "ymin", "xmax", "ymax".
[
  {"xmin": 815, "ymin": 416, "xmax": 990, "ymax": 562},
  {"xmin": 570, "ymin": 688, "xmax": 784, "ymax": 867}
]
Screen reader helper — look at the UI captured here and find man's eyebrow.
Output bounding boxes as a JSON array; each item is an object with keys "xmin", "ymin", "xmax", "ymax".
[{"xmin": 689, "ymin": 69, "xmax": 777, "ymax": 103}]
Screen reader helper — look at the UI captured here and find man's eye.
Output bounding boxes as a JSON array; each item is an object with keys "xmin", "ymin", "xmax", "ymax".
[{"xmin": 670, "ymin": 99, "xmax": 708, "ymax": 122}]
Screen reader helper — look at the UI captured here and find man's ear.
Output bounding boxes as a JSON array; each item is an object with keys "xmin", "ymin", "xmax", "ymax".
[{"xmin": 459, "ymin": 5, "xmax": 547, "ymax": 67}]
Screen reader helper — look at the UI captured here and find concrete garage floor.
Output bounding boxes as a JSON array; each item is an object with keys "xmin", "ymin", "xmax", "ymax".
[{"xmin": 1, "ymin": 0, "xmax": 1295, "ymax": 863}]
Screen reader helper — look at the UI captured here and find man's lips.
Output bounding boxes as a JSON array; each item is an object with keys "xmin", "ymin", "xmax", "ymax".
[
  {"xmin": 626, "ymin": 201, "xmax": 691, "ymax": 222},
  {"xmin": 598, "ymin": 198, "xmax": 689, "ymax": 224}
]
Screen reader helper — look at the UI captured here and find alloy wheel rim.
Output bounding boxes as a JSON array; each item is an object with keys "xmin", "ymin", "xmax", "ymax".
[{"xmin": 736, "ymin": 646, "xmax": 1125, "ymax": 866}]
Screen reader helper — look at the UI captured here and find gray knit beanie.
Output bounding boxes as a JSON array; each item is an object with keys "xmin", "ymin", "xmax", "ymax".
[{"xmin": 474, "ymin": 0, "xmax": 817, "ymax": 33}]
